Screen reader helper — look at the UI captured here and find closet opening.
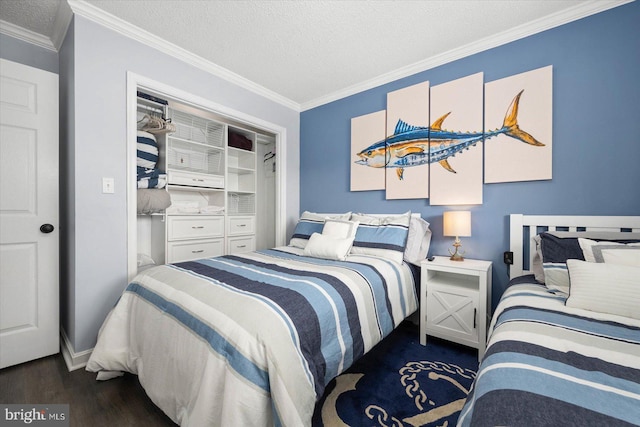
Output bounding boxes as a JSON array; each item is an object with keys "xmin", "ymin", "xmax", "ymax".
[{"xmin": 126, "ymin": 73, "xmax": 286, "ymax": 280}]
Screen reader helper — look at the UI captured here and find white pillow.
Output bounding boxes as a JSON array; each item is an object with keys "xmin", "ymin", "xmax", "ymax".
[
  {"xmin": 404, "ymin": 216, "xmax": 432, "ymax": 266},
  {"xmin": 578, "ymin": 238, "xmax": 640, "ymax": 266},
  {"xmin": 303, "ymin": 233, "xmax": 354, "ymax": 261},
  {"xmin": 566, "ymin": 259, "xmax": 640, "ymax": 320},
  {"xmin": 322, "ymin": 219, "xmax": 359, "ymax": 239},
  {"xmin": 289, "ymin": 211, "xmax": 352, "ymax": 249}
]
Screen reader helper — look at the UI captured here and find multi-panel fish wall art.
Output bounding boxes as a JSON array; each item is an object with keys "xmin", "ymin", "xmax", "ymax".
[{"xmin": 351, "ymin": 65, "xmax": 553, "ymax": 204}]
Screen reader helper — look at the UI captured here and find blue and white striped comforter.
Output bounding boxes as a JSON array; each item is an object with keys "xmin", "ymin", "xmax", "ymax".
[
  {"xmin": 87, "ymin": 247, "xmax": 417, "ymax": 426},
  {"xmin": 458, "ymin": 280, "xmax": 640, "ymax": 427}
]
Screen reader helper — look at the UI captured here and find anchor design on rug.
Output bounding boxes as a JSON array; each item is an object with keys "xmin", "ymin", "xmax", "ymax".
[{"xmin": 322, "ymin": 360, "xmax": 476, "ymax": 427}]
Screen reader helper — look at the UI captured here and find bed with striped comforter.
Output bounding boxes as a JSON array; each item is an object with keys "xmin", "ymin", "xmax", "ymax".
[
  {"xmin": 86, "ymin": 247, "xmax": 418, "ymax": 426},
  {"xmin": 457, "ymin": 278, "xmax": 640, "ymax": 426}
]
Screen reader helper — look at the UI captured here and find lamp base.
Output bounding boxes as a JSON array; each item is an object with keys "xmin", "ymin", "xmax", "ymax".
[
  {"xmin": 449, "ymin": 252, "xmax": 465, "ymax": 262},
  {"xmin": 448, "ymin": 238, "xmax": 465, "ymax": 261}
]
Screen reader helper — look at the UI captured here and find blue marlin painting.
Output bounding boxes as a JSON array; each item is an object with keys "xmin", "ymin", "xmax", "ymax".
[{"xmin": 355, "ymin": 90, "xmax": 544, "ymax": 179}]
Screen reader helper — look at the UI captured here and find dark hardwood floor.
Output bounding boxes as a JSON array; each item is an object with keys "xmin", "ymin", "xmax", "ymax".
[{"xmin": 0, "ymin": 353, "xmax": 176, "ymax": 426}]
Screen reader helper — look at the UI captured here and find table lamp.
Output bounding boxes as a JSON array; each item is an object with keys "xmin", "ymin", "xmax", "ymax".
[{"xmin": 443, "ymin": 211, "xmax": 471, "ymax": 261}]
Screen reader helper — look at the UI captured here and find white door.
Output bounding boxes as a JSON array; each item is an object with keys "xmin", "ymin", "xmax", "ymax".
[{"xmin": 0, "ymin": 58, "xmax": 59, "ymax": 369}]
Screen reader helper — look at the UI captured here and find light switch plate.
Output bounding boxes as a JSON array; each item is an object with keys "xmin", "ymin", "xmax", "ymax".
[{"xmin": 102, "ymin": 177, "xmax": 115, "ymax": 194}]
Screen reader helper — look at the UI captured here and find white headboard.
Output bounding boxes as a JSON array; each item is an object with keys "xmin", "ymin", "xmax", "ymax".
[
  {"xmin": 509, "ymin": 214, "xmax": 640, "ymax": 279},
  {"xmin": 320, "ymin": 213, "xmax": 422, "ymax": 219}
]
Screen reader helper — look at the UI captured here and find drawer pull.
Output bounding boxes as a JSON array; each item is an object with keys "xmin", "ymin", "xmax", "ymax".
[
  {"xmin": 192, "ymin": 226, "xmax": 204, "ymax": 229},
  {"xmin": 192, "ymin": 249, "xmax": 204, "ymax": 254},
  {"xmin": 192, "ymin": 178, "xmax": 205, "ymax": 182},
  {"xmin": 237, "ymin": 245, "xmax": 246, "ymax": 248},
  {"xmin": 237, "ymin": 224, "xmax": 247, "ymax": 227}
]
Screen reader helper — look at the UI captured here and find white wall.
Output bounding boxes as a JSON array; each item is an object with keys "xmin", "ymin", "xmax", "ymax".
[
  {"xmin": 0, "ymin": 33, "xmax": 58, "ymax": 74},
  {"xmin": 59, "ymin": 19, "xmax": 76, "ymax": 345},
  {"xmin": 64, "ymin": 16, "xmax": 300, "ymax": 352}
]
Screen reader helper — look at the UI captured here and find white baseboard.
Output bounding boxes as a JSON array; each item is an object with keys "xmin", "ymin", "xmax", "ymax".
[{"xmin": 60, "ymin": 328, "xmax": 92, "ymax": 371}]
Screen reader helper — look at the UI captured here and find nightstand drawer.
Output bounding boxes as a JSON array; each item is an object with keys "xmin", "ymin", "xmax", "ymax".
[
  {"xmin": 167, "ymin": 215, "xmax": 224, "ymax": 241},
  {"xmin": 167, "ymin": 239, "xmax": 224, "ymax": 263}
]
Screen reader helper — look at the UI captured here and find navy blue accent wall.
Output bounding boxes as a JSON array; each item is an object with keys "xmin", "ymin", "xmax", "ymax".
[{"xmin": 300, "ymin": 2, "xmax": 640, "ymax": 308}]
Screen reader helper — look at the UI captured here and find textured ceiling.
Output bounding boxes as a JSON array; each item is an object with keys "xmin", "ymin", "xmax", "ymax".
[
  {"xmin": 0, "ymin": 0, "xmax": 60, "ymax": 35},
  {"xmin": 0, "ymin": 0, "xmax": 631, "ymax": 109},
  {"xmin": 85, "ymin": 0, "xmax": 587, "ymax": 107}
]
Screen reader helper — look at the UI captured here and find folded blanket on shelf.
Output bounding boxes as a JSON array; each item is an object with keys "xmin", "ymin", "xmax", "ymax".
[
  {"xmin": 137, "ymin": 188, "xmax": 171, "ymax": 214},
  {"xmin": 199, "ymin": 205, "xmax": 225, "ymax": 214}
]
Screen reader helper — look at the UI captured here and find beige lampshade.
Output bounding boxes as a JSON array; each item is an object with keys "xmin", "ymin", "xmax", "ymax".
[{"xmin": 443, "ymin": 211, "xmax": 471, "ymax": 237}]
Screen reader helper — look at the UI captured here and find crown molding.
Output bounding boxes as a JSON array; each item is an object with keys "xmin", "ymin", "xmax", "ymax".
[
  {"xmin": 0, "ymin": 19, "xmax": 57, "ymax": 52},
  {"xmin": 300, "ymin": 0, "xmax": 634, "ymax": 111},
  {"xmin": 66, "ymin": 0, "xmax": 300, "ymax": 112},
  {"xmin": 3, "ymin": 0, "xmax": 629, "ymax": 111},
  {"xmin": 1, "ymin": 0, "xmax": 73, "ymax": 53},
  {"xmin": 51, "ymin": 0, "xmax": 73, "ymax": 50}
]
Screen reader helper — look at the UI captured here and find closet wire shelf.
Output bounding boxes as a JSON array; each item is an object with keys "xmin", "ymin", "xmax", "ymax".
[
  {"xmin": 228, "ymin": 193, "xmax": 255, "ymax": 215},
  {"xmin": 169, "ymin": 109, "xmax": 224, "ymax": 148},
  {"xmin": 168, "ymin": 141, "xmax": 224, "ymax": 175}
]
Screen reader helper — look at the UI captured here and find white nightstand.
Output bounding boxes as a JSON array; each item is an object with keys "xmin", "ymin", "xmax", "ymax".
[{"xmin": 420, "ymin": 256, "xmax": 492, "ymax": 361}]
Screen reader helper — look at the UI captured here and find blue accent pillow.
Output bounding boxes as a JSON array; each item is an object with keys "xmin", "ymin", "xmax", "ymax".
[
  {"xmin": 540, "ymin": 233, "xmax": 585, "ymax": 293},
  {"xmin": 539, "ymin": 231, "xmax": 640, "ymax": 293},
  {"xmin": 350, "ymin": 212, "xmax": 411, "ymax": 264}
]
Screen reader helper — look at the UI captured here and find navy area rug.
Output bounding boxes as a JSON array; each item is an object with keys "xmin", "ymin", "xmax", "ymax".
[{"xmin": 313, "ymin": 321, "xmax": 479, "ymax": 427}]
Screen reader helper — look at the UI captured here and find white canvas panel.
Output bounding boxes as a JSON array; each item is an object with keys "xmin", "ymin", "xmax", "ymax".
[
  {"xmin": 429, "ymin": 72, "xmax": 484, "ymax": 205},
  {"xmin": 484, "ymin": 65, "xmax": 553, "ymax": 183},
  {"xmin": 350, "ymin": 110, "xmax": 386, "ymax": 191},
  {"xmin": 385, "ymin": 81, "xmax": 430, "ymax": 200}
]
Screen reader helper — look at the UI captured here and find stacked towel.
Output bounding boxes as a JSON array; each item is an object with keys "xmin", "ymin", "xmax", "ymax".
[
  {"xmin": 137, "ymin": 167, "xmax": 167, "ymax": 189},
  {"xmin": 137, "ymin": 131, "xmax": 159, "ymax": 169},
  {"xmin": 136, "ymin": 131, "xmax": 166, "ymax": 189}
]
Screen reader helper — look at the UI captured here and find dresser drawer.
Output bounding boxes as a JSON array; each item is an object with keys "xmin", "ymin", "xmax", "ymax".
[
  {"xmin": 228, "ymin": 236, "xmax": 256, "ymax": 254},
  {"xmin": 227, "ymin": 216, "xmax": 255, "ymax": 236},
  {"xmin": 168, "ymin": 215, "xmax": 224, "ymax": 241},
  {"xmin": 167, "ymin": 239, "xmax": 224, "ymax": 263},
  {"xmin": 168, "ymin": 170, "xmax": 224, "ymax": 189}
]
